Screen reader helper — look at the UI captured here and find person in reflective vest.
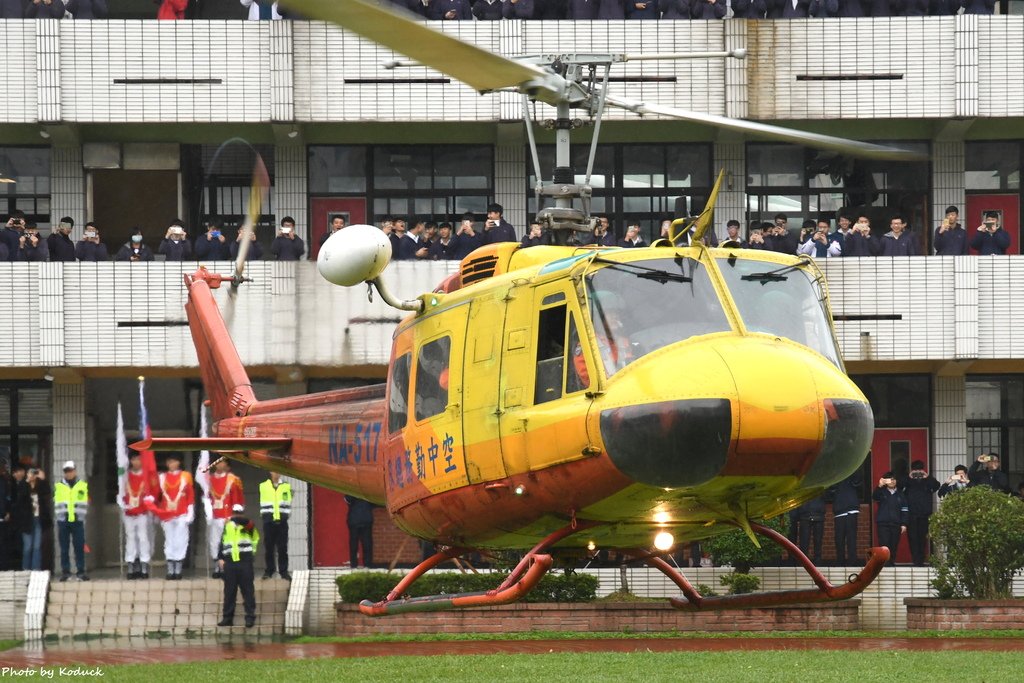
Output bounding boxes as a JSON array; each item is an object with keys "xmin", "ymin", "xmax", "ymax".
[
  {"xmin": 208, "ymin": 460, "xmax": 244, "ymax": 579},
  {"xmin": 218, "ymin": 503, "xmax": 260, "ymax": 628},
  {"xmin": 54, "ymin": 460, "xmax": 90, "ymax": 581},
  {"xmin": 259, "ymin": 472, "xmax": 291, "ymax": 580}
]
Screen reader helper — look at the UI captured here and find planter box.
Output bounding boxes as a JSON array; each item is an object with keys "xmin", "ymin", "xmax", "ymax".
[
  {"xmin": 335, "ymin": 600, "xmax": 860, "ymax": 636},
  {"xmin": 904, "ymin": 598, "xmax": 1024, "ymax": 630}
]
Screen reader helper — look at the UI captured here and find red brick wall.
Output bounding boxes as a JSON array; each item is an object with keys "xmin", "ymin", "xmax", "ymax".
[
  {"xmin": 335, "ymin": 601, "xmax": 861, "ymax": 636},
  {"xmin": 905, "ymin": 599, "xmax": 1024, "ymax": 630}
]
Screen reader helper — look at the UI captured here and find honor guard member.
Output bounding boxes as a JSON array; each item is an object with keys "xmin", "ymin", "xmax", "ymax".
[
  {"xmin": 218, "ymin": 503, "xmax": 260, "ymax": 628},
  {"xmin": 54, "ymin": 461, "xmax": 90, "ymax": 581},
  {"xmin": 208, "ymin": 460, "xmax": 244, "ymax": 578},
  {"xmin": 158, "ymin": 455, "xmax": 194, "ymax": 580},
  {"xmin": 259, "ymin": 472, "xmax": 292, "ymax": 580},
  {"xmin": 121, "ymin": 453, "xmax": 156, "ymax": 579}
]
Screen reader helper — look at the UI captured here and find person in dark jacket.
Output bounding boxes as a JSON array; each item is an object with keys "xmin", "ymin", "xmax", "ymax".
[
  {"xmin": 933, "ymin": 205, "xmax": 968, "ymax": 255},
  {"xmin": 66, "ymin": 0, "xmax": 108, "ymax": 17},
  {"xmin": 429, "ymin": 0, "xmax": 472, "ymax": 18},
  {"xmin": 970, "ymin": 211, "xmax": 1011, "ymax": 255},
  {"xmin": 503, "ymin": 0, "xmax": 534, "ymax": 16},
  {"xmin": 344, "ymin": 495, "xmax": 375, "ymax": 568},
  {"xmin": 25, "ymin": 0, "xmax": 65, "ymax": 17},
  {"xmin": 217, "ymin": 503, "xmax": 259, "ymax": 628},
  {"xmin": 159, "ymin": 222, "xmax": 193, "ymax": 261},
  {"xmin": 397, "ymin": 221, "xmax": 431, "ymax": 260},
  {"xmin": 731, "ymin": 0, "xmax": 766, "ymax": 15},
  {"xmin": 195, "ymin": 220, "xmax": 231, "ymax": 261},
  {"xmin": 568, "ymin": 0, "xmax": 598, "ymax": 18},
  {"xmin": 473, "ymin": 0, "xmax": 505, "ymax": 18},
  {"xmin": 960, "ymin": 0, "xmax": 995, "ymax": 12},
  {"xmin": 873, "ymin": 472, "xmax": 908, "ymax": 566},
  {"xmin": 899, "ymin": 0, "xmax": 929, "ymax": 14},
  {"xmin": 746, "ymin": 225, "xmax": 770, "ymax": 250},
  {"xmin": 430, "ymin": 223, "xmax": 460, "ymax": 260},
  {"xmin": 387, "ymin": 218, "xmax": 404, "ymax": 257},
  {"xmin": 660, "ymin": 0, "xmax": 692, "ymax": 16},
  {"xmin": 766, "ymin": 225, "xmax": 798, "ymax": 255},
  {"xmin": 780, "ymin": 0, "xmax": 812, "ymax": 16},
  {"xmin": 938, "ymin": 464, "xmax": 969, "ymax": 498},
  {"xmin": 898, "ymin": 460, "xmax": 939, "ymax": 566},
  {"xmin": 535, "ymin": 0, "xmax": 566, "ymax": 16},
  {"xmin": 597, "ymin": 0, "xmax": 626, "ymax": 17},
  {"xmin": 827, "ymin": 471, "xmax": 862, "ymax": 566},
  {"xmin": 115, "ymin": 228, "xmax": 155, "ymax": 262},
  {"xmin": 319, "ymin": 214, "xmax": 345, "ymax": 251},
  {"xmin": 521, "ymin": 222, "xmax": 544, "ymax": 248},
  {"xmin": 17, "ymin": 222, "xmax": 49, "ymax": 262},
  {"xmin": 270, "ymin": 217, "xmax": 305, "ymax": 261},
  {"xmin": 627, "ymin": 0, "xmax": 659, "ymax": 18},
  {"xmin": 2, "ymin": 211, "xmax": 26, "ymax": 261},
  {"xmin": 691, "ymin": 0, "xmax": 725, "ymax": 17},
  {"xmin": 809, "ymin": 0, "xmax": 838, "ymax": 15},
  {"xmin": 837, "ymin": 0, "xmax": 869, "ymax": 15},
  {"xmin": 0, "ymin": 0, "xmax": 27, "ymax": 17},
  {"xmin": 483, "ymin": 203, "xmax": 517, "ymax": 244},
  {"xmin": 843, "ymin": 216, "xmax": 879, "ymax": 257},
  {"xmin": 877, "ymin": 215, "xmax": 920, "ymax": 256},
  {"xmin": 795, "ymin": 494, "xmax": 826, "ymax": 564},
  {"xmin": 47, "ymin": 217, "xmax": 77, "ymax": 262},
  {"xmin": 453, "ymin": 216, "xmax": 484, "ymax": 260},
  {"xmin": 929, "ymin": 0, "xmax": 959, "ymax": 13},
  {"xmin": 230, "ymin": 228, "xmax": 263, "ymax": 261},
  {"xmin": 75, "ymin": 223, "xmax": 110, "ymax": 262},
  {"xmin": 618, "ymin": 223, "xmax": 647, "ymax": 248},
  {"xmin": 12, "ymin": 465, "xmax": 51, "ymax": 571},
  {"xmin": 967, "ymin": 453, "xmax": 1011, "ymax": 493}
]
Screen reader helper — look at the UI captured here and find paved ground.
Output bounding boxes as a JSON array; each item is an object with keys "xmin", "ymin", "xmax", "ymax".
[{"xmin": 5, "ymin": 637, "xmax": 1024, "ymax": 667}]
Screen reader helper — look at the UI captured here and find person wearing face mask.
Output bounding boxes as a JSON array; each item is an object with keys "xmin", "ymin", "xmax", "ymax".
[
  {"xmin": 115, "ymin": 228, "xmax": 155, "ymax": 262},
  {"xmin": 270, "ymin": 217, "xmax": 306, "ymax": 261},
  {"xmin": 75, "ymin": 222, "xmax": 110, "ymax": 262},
  {"xmin": 48, "ymin": 217, "xmax": 77, "ymax": 262},
  {"xmin": 159, "ymin": 220, "xmax": 193, "ymax": 261},
  {"xmin": 17, "ymin": 221, "xmax": 50, "ymax": 262}
]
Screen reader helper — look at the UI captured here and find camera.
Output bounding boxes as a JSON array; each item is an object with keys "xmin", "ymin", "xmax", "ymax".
[
  {"xmin": 29, "ymin": 468, "xmax": 39, "ymax": 476},
  {"xmin": 210, "ymin": 230, "xmax": 221, "ymax": 239},
  {"xmin": 910, "ymin": 471, "xmax": 925, "ymax": 479}
]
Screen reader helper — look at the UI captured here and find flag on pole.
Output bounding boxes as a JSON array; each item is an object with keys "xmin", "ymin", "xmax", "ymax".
[
  {"xmin": 196, "ymin": 404, "xmax": 213, "ymax": 522},
  {"xmin": 137, "ymin": 377, "xmax": 158, "ymax": 485},
  {"xmin": 115, "ymin": 402, "xmax": 129, "ymax": 506}
]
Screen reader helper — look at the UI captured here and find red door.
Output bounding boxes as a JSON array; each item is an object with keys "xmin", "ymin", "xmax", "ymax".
[
  {"xmin": 965, "ymin": 194, "xmax": 1019, "ymax": 255},
  {"xmin": 311, "ymin": 485, "xmax": 351, "ymax": 567},
  {"xmin": 309, "ymin": 198, "xmax": 367, "ymax": 260},
  {"xmin": 869, "ymin": 428, "xmax": 928, "ymax": 564}
]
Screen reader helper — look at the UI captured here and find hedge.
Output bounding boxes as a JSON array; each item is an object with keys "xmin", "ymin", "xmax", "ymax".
[{"xmin": 337, "ymin": 571, "xmax": 599, "ymax": 604}]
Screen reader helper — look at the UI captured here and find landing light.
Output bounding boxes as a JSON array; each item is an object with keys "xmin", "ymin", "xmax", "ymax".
[
  {"xmin": 587, "ymin": 541, "xmax": 596, "ymax": 552},
  {"xmin": 514, "ymin": 484, "xmax": 526, "ymax": 496},
  {"xmin": 653, "ymin": 532, "xmax": 674, "ymax": 551}
]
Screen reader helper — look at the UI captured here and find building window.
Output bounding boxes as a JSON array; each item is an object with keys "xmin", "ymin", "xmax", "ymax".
[
  {"xmin": 0, "ymin": 147, "xmax": 51, "ymax": 229},
  {"xmin": 0, "ymin": 382, "xmax": 53, "ymax": 472},
  {"xmin": 850, "ymin": 375, "xmax": 931, "ymax": 428},
  {"xmin": 308, "ymin": 145, "xmax": 494, "ymax": 225},
  {"xmin": 527, "ymin": 143, "xmax": 712, "ymax": 245},
  {"xmin": 965, "ymin": 142, "xmax": 1021, "ymax": 192},
  {"xmin": 966, "ymin": 376, "xmax": 1024, "ymax": 488}
]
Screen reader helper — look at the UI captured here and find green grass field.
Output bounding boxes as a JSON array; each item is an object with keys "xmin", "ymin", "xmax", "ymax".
[
  {"xmin": 0, "ymin": 639, "xmax": 21, "ymax": 652},
  {"xmin": 88, "ymin": 651, "xmax": 1024, "ymax": 683}
]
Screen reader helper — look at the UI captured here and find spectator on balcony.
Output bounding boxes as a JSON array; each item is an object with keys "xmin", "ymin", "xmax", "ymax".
[
  {"xmin": 453, "ymin": 214, "xmax": 484, "ymax": 259},
  {"xmin": 319, "ymin": 214, "xmax": 346, "ymax": 251},
  {"xmin": 115, "ymin": 228, "xmax": 155, "ymax": 262},
  {"xmin": 938, "ymin": 464, "xmax": 969, "ymax": 498},
  {"xmin": 504, "ymin": 0, "xmax": 535, "ymax": 16},
  {"xmin": 195, "ymin": 220, "xmax": 231, "ymax": 261},
  {"xmin": 628, "ymin": 0, "xmax": 660, "ymax": 18},
  {"xmin": 899, "ymin": 0, "xmax": 929, "ymax": 14},
  {"xmin": 583, "ymin": 220, "xmax": 616, "ymax": 247},
  {"xmin": 778, "ymin": 0, "xmax": 812, "ymax": 17},
  {"xmin": 0, "ymin": 0, "xmax": 27, "ymax": 17},
  {"xmin": 618, "ymin": 223, "xmax": 647, "ymax": 248},
  {"xmin": 25, "ymin": 0, "xmax": 64, "ymax": 17},
  {"xmin": 156, "ymin": 0, "xmax": 187, "ymax": 19},
  {"xmin": 387, "ymin": 0, "xmax": 427, "ymax": 16},
  {"xmin": 17, "ymin": 222, "xmax": 49, "ymax": 262},
  {"xmin": 568, "ymin": 0, "xmax": 599, "ymax": 17},
  {"xmin": 731, "ymin": 0, "xmax": 767, "ymax": 16},
  {"xmin": 1, "ymin": 211, "xmax": 25, "ymax": 260},
  {"xmin": 970, "ymin": 211, "xmax": 1011, "ymax": 255},
  {"xmin": 230, "ymin": 227, "xmax": 263, "ymax": 261},
  {"xmin": 240, "ymin": 0, "xmax": 282, "ymax": 19},
  {"xmin": 899, "ymin": 459, "xmax": 939, "ymax": 566},
  {"xmin": 484, "ymin": 203, "xmax": 517, "ymax": 244},
  {"xmin": 660, "ymin": 0, "xmax": 693, "ymax": 17},
  {"xmin": 536, "ymin": 0, "xmax": 567, "ymax": 17},
  {"xmin": 271, "ymin": 216, "xmax": 306, "ymax": 261},
  {"xmin": 766, "ymin": 214, "xmax": 797, "ymax": 254},
  {"xmin": 967, "ymin": 453, "xmax": 1011, "ymax": 493},
  {"xmin": 430, "ymin": 222, "xmax": 459, "ymax": 260},
  {"xmin": 843, "ymin": 214, "xmax": 879, "ymax": 257},
  {"xmin": 424, "ymin": 221, "xmax": 439, "ymax": 248},
  {"xmin": 933, "ymin": 206, "xmax": 967, "ymax": 255},
  {"xmin": 397, "ymin": 221, "xmax": 431, "ymax": 260},
  {"xmin": 798, "ymin": 221, "xmax": 842, "ymax": 258},
  {"xmin": 809, "ymin": 0, "xmax": 838, "ymax": 15},
  {"xmin": 430, "ymin": 0, "xmax": 472, "ymax": 18},
  {"xmin": 391, "ymin": 218, "xmax": 408, "ymax": 256},
  {"xmin": 76, "ymin": 223, "xmax": 109, "ymax": 262},
  {"xmin": 960, "ymin": 0, "xmax": 995, "ymax": 13},
  {"xmin": 473, "ymin": 0, "xmax": 505, "ymax": 18},
  {"xmin": 878, "ymin": 215, "xmax": 919, "ymax": 256},
  {"xmin": 829, "ymin": 213, "xmax": 853, "ymax": 253},
  {"xmin": 66, "ymin": 0, "xmax": 108, "ymax": 18},
  {"xmin": 159, "ymin": 222, "xmax": 193, "ymax": 261},
  {"xmin": 521, "ymin": 221, "xmax": 544, "ymax": 248},
  {"xmin": 837, "ymin": 0, "xmax": 869, "ymax": 15},
  {"xmin": 380, "ymin": 218, "xmax": 398, "ymax": 256},
  {"xmin": 929, "ymin": 0, "xmax": 960, "ymax": 13},
  {"xmin": 48, "ymin": 217, "xmax": 77, "ymax": 262},
  {"xmin": 691, "ymin": 0, "xmax": 725, "ymax": 18},
  {"xmin": 721, "ymin": 220, "xmax": 745, "ymax": 249},
  {"xmin": 746, "ymin": 223, "xmax": 770, "ymax": 251},
  {"xmin": 596, "ymin": 0, "xmax": 626, "ymax": 17},
  {"xmin": 873, "ymin": 472, "xmax": 907, "ymax": 567}
]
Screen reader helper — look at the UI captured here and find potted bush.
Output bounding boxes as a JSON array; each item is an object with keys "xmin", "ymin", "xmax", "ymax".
[
  {"xmin": 906, "ymin": 486, "xmax": 1024, "ymax": 629},
  {"xmin": 702, "ymin": 515, "xmax": 787, "ymax": 573}
]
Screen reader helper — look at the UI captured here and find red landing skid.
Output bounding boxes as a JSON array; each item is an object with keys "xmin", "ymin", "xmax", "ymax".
[
  {"xmin": 641, "ymin": 522, "xmax": 889, "ymax": 610},
  {"xmin": 359, "ymin": 521, "xmax": 600, "ymax": 617}
]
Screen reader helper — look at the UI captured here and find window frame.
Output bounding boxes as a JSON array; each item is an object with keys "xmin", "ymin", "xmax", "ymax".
[{"xmin": 413, "ymin": 335, "xmax": 452, "ymax": 423}]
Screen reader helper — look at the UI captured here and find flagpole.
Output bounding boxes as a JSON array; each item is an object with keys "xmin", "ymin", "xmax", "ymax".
[{"xmin": 115, "ymin": 401, "xmax": 128, "ymax": 580}]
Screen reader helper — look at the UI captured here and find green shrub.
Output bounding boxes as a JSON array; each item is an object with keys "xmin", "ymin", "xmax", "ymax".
[
  {"xmin": 929, "ymin": 486, "xmax": 1024, "ymax": 600},
  {"xmin": 336, "ymin": 571, "xmax": 598, "ymax": 604},
  {"xmin": 719, "ymin": 572, "xmax": 761, "ymax": 595},
  {"xmin": 694, "ymin": 583, "xmax": 718, "ymax": 598},
  {"xmin": 702, "ymin": 516, "xmax": 788, "ymax": 573}
]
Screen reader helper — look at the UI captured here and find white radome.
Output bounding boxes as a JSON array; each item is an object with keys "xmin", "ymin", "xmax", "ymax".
[{"xmin": 317, "ymin": 224, "xmax": 392, "ymax": 287}]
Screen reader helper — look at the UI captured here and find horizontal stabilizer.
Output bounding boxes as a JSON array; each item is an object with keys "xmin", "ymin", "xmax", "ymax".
[{"xmin": 130, "ymin": 437, "xmax": 291, "ymax": 453}]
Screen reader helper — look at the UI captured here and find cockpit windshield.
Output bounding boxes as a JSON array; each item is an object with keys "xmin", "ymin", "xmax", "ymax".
[
  {"xmin": 716, "ymin": 256, "xmax": 841, "ymax": 367},
  {"xmin": 584, "ymin": 257, "xmax": 730, "ymax": 378}
]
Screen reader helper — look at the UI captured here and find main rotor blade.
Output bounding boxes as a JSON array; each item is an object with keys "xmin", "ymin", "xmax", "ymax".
[
  {"xmin": 603, "ymin": 95, "xmax": 926, "ymax": 161},
  {"xmin": 278, "ymin": 0, "xmax": 561, "ymax": 99}
]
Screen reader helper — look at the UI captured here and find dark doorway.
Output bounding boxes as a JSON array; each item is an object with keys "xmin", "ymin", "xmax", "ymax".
[{"xmin": 92, "ymin": 169, "xmax": 179, "ymax": 258}]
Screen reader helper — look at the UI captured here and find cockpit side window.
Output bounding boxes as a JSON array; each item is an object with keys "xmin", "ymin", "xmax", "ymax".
[
  {"xmin": 387, "ymin": 352, "xmax": 411, "ymax": 434},
  {"xmin": 535, "ymin": 305, "xmax": 567, "ymax": 404},
  {"xmin": 414, "ymin": 336, "xmax": 451, "ymax": 422}
]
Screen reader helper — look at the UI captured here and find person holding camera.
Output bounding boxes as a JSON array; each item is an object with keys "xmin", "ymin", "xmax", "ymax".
[
  {"xmin": 483, "ymin": 203, "xmax": 517, "ymax": 245},
  {"xmin": 270, "ymin": 216, "xmax": 306, "ymax": 261},
  {"xmin": 969, "ymin": 211, "xmax": 1011, "ymax": 255},
  {"xmin": 397, "ymin": 221, "xmax": 431, "ymax": 261},
  {"xmin": 75, "ymin": 222, "xmax": 110, "ymax": 262},
  {"xmin": 967, "ymin": 452, "xmax": 1011, "ymax": 493},
  {"xmin": 25, "ymin": 0, "xmax": 65, "ymax": 18},
  {"xmin": 933, "ymin": 205, "xmax": 968, "ymax": 256},
  {"xmin": 115, "ymin": 228, "xmax": 155, "ymax": 262},
  {"xmin": 195, "ymin": 220, "xmax": 231, "ymax": 261},
  {"xmin": 159, "ymin": 221, "xmax": 193, "ymax": 261},
  {"xmin": 873, "ymin": 472, "xmax": 908, "ymax": 566},
  {"xmin": 453, "ymin": 214, "xmax": 484, "ymax": 260},
  {"xmin": 898, "ymin": 460, "xmax": 939, "ymax": 566},
  {"xmin": 938, "ymin": 464, "xmax": 970, "ymax": 498},
  {"xmin": 11, "ymin": 464, "xmax": 50, "ymax": 571},
  {"xmin": 842, "ymin": 213, "xmax": 879, "ymax": 257},
  {"xmin": 48, "ymin": 217, "xmax": 77, "ymax": 262},
  {"xmin": 17, "ymin": 221, "xmax": 50, "ymax": 262},
  {"xmin": 798, "ymin": 220, "xmax": 842, "ymax": 258},
  {"xmin": 230, "ymin": 227, "xmax": 263, "ymax": 262},
  {"xmin": 2, "ymin": 211, "xmax": 27, "ymax": 261},
  {"xmin": 618, "ymin": 223, "xmax": 647, "ymax": 248}
]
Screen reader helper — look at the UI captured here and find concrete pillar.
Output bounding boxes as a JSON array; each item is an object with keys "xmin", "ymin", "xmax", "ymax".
[
  {"xmin": 50, "ymin": 373, "xmax": 93, "ymax": 570},
  {"xmin": 932, "ymin": 140, "xmax": 965, "ymax": 254},
  {"xmin": 714, "ymin": 141, "xmax": 746, "ymax": 242},
  {"xmin": 495, "ymin": 135, "xmax": 527, "ymax": 238},
  {"xmin": 50, "ymin": 146, "xmax": 86, "ymax": 239},
  {"xmin": 274, "ymin": 370, "xmax": 310, "ymax": 570},
  {"xmin": 275, "ymin": 144, "xmax": 309, "ymax": 244},
  {"xmin": 933, "ymin": 375, "xmax": 968, "ymax": 484}
]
